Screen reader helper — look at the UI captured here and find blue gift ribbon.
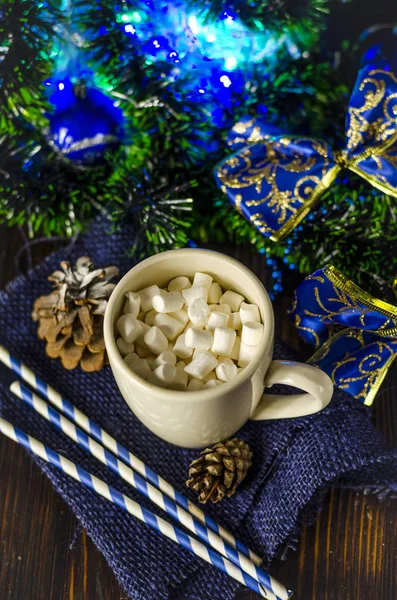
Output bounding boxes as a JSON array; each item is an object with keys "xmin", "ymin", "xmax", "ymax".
[
  {"xmin": 288, "ymin": 265, "xmax": 397, "ymax": 406},
  {"xmin": 214, "ymin": 61, "xmax": 397, "ymax": 241}
]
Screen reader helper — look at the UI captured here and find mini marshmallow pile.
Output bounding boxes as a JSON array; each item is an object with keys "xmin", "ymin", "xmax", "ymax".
[{"xmin": 116, "ymin": 273, "xmax": 264, "ymax": 391}]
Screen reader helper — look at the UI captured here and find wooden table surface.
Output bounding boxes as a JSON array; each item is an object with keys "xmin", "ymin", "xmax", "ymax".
[{"xmin": 0, "ymin": 226, "xmax": 396, "ymax": 600}]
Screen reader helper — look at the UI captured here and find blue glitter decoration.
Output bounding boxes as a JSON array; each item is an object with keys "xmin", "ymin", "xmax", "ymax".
[{"xmin": 47, "ymin": 79, "xmax": 124, "ymax": 165}]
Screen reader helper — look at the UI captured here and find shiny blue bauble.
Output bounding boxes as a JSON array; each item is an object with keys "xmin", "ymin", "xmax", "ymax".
[{"xmin": 47, "ymin": 80, "xmax": 124, "ymax": 166}]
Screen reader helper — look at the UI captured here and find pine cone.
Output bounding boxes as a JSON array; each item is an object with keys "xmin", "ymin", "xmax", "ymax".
[
  {"xmin": 186, "ymin": 438, "xmax": 253, "ymax": 504},
  {"xmin": 32, "ymin": 257, "xmax": 119, "ymax": 372}
]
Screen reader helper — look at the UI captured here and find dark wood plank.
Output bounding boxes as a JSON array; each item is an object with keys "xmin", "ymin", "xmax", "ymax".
[{"xmin": 0, "ymin": 226, "xmax": 396, "ymax": 600}]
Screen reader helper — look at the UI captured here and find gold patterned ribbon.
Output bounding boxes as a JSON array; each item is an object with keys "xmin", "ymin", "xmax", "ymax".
[
  {"xmin": 214, "ymin": 64, "xmax": 397, "ymax": 241},
  {"xmin": 288, "ymin": 265, "xmax": 397, "ymax": 406}
]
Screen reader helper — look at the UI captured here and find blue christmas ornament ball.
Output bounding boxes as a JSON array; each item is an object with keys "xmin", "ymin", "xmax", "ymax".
[{"xmin": 47, "ymin": 80, "xmax": 124, "ymax": 165}]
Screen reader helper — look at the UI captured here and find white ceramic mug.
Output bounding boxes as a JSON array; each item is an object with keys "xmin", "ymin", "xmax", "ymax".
[{"xmin": 104, "ymin": 249, "xmax": 333, "ymax": 448}]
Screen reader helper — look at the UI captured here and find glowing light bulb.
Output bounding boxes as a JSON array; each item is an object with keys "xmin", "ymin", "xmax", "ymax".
[
  {"xmin": 220, "ymin": 75, "xmax": 232, "ymax": 87},
  {"xmin": 59, "ymin": 127, "xmax": 68, "ymax": 145},
  {"xmin": 225, "ymin": 56, "xmax": 237, "ymax": 70},
  {"xmin": 188, "ymin": 15, "xmax": 200, "ymax": 34},
  {"xmin": 58, "ymin": 82, "xmax": 65, "ymax": 90},
  {"xmin": 124, "ymin": 24, "xmax": 136, "ymax": 34},
  {"xmin": 132, "ymin": 11, "xmax": 142, "ymax": 23},
  {"xmin": 121, "ymin": 14, "xmax": 129, "ymax": 22}
]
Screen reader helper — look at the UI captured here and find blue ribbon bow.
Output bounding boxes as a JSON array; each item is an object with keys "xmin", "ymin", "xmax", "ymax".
[
  {"xmin": 288, "ymin": 265, "xmax": 397, "ymax": 406},
  {"xmin": 214, "ymin": 62, "xmax": 397, "ymax": 241}
]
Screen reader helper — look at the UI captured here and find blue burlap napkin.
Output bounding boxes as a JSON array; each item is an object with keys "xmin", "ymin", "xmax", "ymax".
[{"xmin": 1, "ymin": 219, "xmax": 396, "ymax": 600}]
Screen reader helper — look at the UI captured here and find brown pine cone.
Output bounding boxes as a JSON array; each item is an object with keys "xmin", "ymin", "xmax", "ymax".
[
  {"xmin": 32, "ymin": 256, "xmax": 119, "ymax": 372},
  {"xmin": 186, "ymin": 438, "xmax": 253, "ymax": 503}
]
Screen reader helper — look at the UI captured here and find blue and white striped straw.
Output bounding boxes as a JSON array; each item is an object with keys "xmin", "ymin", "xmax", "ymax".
[
  {"xmin": 0, "ymin": 346, "xmax": 260, "ymax": 565},
  {"xmin": 0, "ymin": 416, "xmax": 279, "ymax": 599},
  {"xmin": 10, "ymin": 380, "xmax": 291, "ymax": 600}
]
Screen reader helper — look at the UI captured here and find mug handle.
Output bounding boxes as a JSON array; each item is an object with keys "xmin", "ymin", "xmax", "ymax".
[{"xmin": 249, "ymin": 360, "xmax": 334, "ymax": 421}]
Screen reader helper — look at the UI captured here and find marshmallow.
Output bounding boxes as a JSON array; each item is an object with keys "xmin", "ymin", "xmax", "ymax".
[
  {"xmin": 182, "ymin": 286, "xmax": 207, "ymax": 307},
  {"xmin": 220, "ymin": 290, "xmax": 244, "ymax": 312},
  {"xmin": 121, "ymin": 273, "xmax": 263, "ymax": 389},
  {"xmin": 208, "ymin": 282, "xmax": 222, "ymax": 304},
  {"xmin": 116, "ymin": 337, "xmax": 135, "ymax": 357},
  {"xmin": 185, "ymin": 328, "xmax": 213, "ymax": 350},
  {"xmin": 188, "ymin": 298, "xmax": 210, "ymax": 327},
  {"xmin": 124, "ymin": 352, "xmax": 139, "ymax": 366},
  {"xmin": 138, "ymin": 284, "xmax": 161, "ymax": 312},
  {"xmin": 134, "ymin": 359, "xmax": 152, "ymax": 380},
  {"xmin": 117, "ymin": 314, "xmax": 143, "ymax": 344},
  {"xmin": 152, "ymin": 291, "xmax": 184, "ymax": 314},
  {"xmin": 238, "ymin": 341, "xmax": 258, "ymax": 367},
  {"xmin": 184, "ymin": 321, "xmax": 203, "ymax": 332},
  {"xmin": 168, "ymin": 276, "xmax": 191, "ymax": 292},
  {"xmin": 216, "ymin": 358, "xmax": 238, "ymax": 382},
  {"xmin": 171, "ymin": 363, "xmax": 189, "ymax": 390},
  {"xmin": 241, "ymin": 321, "xmax": 264, "ymax": 346},
  {"xmin": 154, "ymin": 313, "xmax": 184, "ymax": 340},
  {"xmin": 204, "ymin": 379, "xmax": 223, "ymax": 389},
  {"xmin": 239, "ymin": 302, "xmax": 261, "ymax": 324},
  {"xmin": 211, "ymin": 327, "xmax": 236, "ymax": 356},
  {"xmin": 187, "ymin": 379, "xmax": 205, "ymax": 391},
  {"xmin": 136, "ymin": 344, "xmax": 151, "ymax": 358},
  {"xmin": 229, "ymin": 336, "xmax": 241, "ymax": 361},
  {"xmin": 206, "ymin": 311, "xmax": 229, "ymax": 331},
  {"xmin": 144, "ymin": 326, "xmax": 168, "ymax": 355},
  {"xmin": 193, "ymin": 348, "xmax": 217, "ymax": 360},
  {"xmin": 228, "ymin": 312, "xmax": 242, "ymax": 330},
  {"xmin": 217, "ymin": 336, "xmax": 240, "ymax": 361},
  {"xmin": 193, "ymin": 273, "xmax": 213, "ymax": 299},
  {"xmin": 169, "ymin": 309, "xmax": 189, "ymax": 327},
  {"xmin": 173, "ymin": 333, "xmax": 194, "ymax": 359},
  {"xmin": 184, "ymin": 352, "xmax": 218, "ymax": 380},
  {"xmin": 123, "ymin": 291, "xmax": 141, "ymax": 317},
  {"xmin": 153, "ymin": 350, "xmax": 177, "ymax": 368},
  {"xmin": 146, "ymin": 356, "xmax": 156, "ymax": 369},
  {"xmin": 209, "ymin": 303, "xmax": 231, "ymax": 315},
  {"xmin": 151, "ymin": 363, "xmax": 176, "ymax": 384},
  {"xmin": 145, "ymin": 309, "xmax": 158, "ymax": 326},
  {"xmin": 135, "ymin": 321, "xmax": 151, "ymax": 346},
  {"xmin": 203, "ymin": 371, "xmax": 216, "ymax": 382},
  {"xmin": 124, "ymin": 354, "xmax": 151, "ymax": 379}
]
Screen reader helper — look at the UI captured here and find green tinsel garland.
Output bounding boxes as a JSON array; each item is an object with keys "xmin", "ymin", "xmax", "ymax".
[
  {"xmin": 0, "ymin": 0, "xmax": 61, "ymax": 130},
  {"xmin": 107, "ymin": 152, "xmax": 196, "ymax": 257},
  {"xmin": 0, "ymin": 0, "xmax": 396, "ymax": 296}
]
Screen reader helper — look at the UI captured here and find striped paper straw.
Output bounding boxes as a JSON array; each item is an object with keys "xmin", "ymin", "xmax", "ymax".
[
  {"xmin": 0, "ymin": 417, "xmax": 280, "ymax": 599},
  {"xmin": 0, "ymin": 346, "xmax": 260, "ymax": 565},
  {"xmin": 10, "ymin": 380, "xmax": 291, "ymax": 600}
]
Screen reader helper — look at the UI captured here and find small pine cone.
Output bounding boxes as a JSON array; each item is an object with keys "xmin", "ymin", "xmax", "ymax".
[
  {"xmin": 32, "ymin": 256, "xmax": 119, "ymax": 372},
  {"xmin": 186, "ymin": 438, "xmax": 253, "ymax": 504}
]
